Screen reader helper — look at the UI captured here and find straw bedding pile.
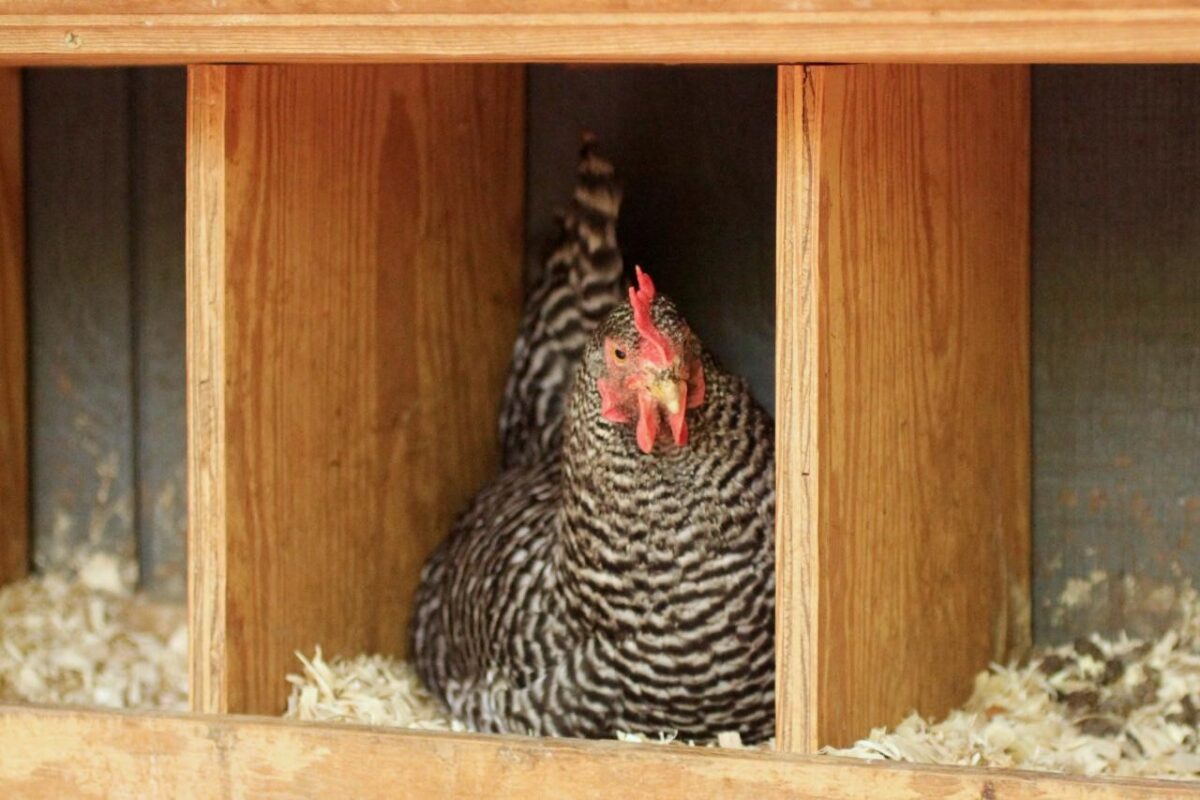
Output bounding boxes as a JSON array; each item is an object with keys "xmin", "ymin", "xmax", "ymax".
[
  {"xmin": 0, "ymin": 553, "xmax": 187, "ymax": 710},
  {"xmin": 285, "ymin": 590, "xmax": 1200, "ymax": 780}
]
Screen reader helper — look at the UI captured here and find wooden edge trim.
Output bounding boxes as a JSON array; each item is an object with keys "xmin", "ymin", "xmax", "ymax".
[
  {"xmin": 4, "ymin": 12, "xmax": 1200, "ymax": 64},
  {"xmin": 185, "ymin": 63, "xmax": 228, "ymax": 715},
  {"xmin": 774, "ymin": 63, "xmax": 824, "ymax": 755},
  {"xmin": 0, "ymin": 704, "xmax": 1195, "ymax": 799},
  {"xmin": 0, "ymin": 68, "xmax": 27, "ymax": 586}
]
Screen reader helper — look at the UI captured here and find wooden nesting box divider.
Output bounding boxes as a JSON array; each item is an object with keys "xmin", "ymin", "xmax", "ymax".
[
  {"xmin": 0, "ymin": 67, "xmax": 27, "ymax": 587},
  {"xmin": 187, "ymin": 63, "xmax": 524, "ymax": 714},
  {"xmin": 776, "ymin": 63, "xmax": 1031, "ymax": 751}
]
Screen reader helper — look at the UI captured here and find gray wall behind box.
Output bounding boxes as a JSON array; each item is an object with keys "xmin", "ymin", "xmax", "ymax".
[
  {"xmin": 525, "ymin": 66, "xmax": 777, "ymax": 414},
  {"xmin": 26, "ymin": 69, "xmax": 136, "ymax": 580},
  {"xmin": 21, "ymin": 65, "xmax": 1200, "ymax": 644},
  {"xmin": 1032, "ymin": 66, "xmax": 1200, "ymax": 643},
  {"xmin": 24, "ymin": 68, "xmax": 187, "ymax": 599}
]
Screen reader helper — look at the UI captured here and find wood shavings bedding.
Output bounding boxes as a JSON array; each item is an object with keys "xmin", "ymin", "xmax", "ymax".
[
  {"xmin": 0, "ymin": 553, "xmax": 187, "ymax": 710},
  {"xmin": 284, "ymin": 648, "xmax": 468, "ymax": 732},
  {"xmin": 825, "ymin": 586, "xmax": 1200, "ymax": 780},
  {"xmin": 286, "ymin": 588, "xmax": 1200, "ymax": 781},
  {"xmin": 283, "ymin": 648, "xmax": 753, "ymax": 746}
]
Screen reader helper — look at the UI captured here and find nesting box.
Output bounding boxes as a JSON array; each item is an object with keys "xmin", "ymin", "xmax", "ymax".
[
  {"xmin": 180, "ymin": 63, "xmax": 1032, "ymax": 748},
  {"xmin": 0, "ymin": 5, "xmax": 1198, "ymax": 798}
]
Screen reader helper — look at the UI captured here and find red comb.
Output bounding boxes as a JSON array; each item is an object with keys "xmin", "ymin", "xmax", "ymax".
[{"xmin": 629, "ymin": 266, "xmax": 672, "ymax": 367}]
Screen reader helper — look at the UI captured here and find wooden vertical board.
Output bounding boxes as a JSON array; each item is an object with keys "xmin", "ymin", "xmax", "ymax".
[
  {"xmin": 0, "ymin": 69, "xmax": 26, "ymax": 584},
  {"xmin": 188, "ymin": 64, "xmax": 525, "ymax": 714},
  {"xmin": 776, "ymin": 64, "xmax": 1031, "ymax": 750},
  {"xmin": 187, "ymin": 64, "xmax": 228, "ymax": 716},
  {"xmin": 1032, "ymin": 66, "xmax": 1200, "ymax": 643},
  {"xmin": 131, "ymin": 68, "xmax": 187, "ymax": 600},
  {"xmin": 25, "ymin": 69, "xmax": 137, "ymax": 574},
  {"xmin": 774, "ymin": 65, "xmax": 823, "ymax": 755}
]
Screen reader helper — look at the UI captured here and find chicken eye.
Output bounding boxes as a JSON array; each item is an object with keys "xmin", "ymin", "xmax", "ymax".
[{"xmin": 613, "ymin": 347, "xmax": 627, "ymax": 361}]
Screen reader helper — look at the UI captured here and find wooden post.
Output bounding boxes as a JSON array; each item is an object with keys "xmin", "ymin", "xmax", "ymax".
[
  {"xmin": 776, "ymin": 64, "xmax": 1031, "ymax": 750},
  {"xmin": 0, "ymin": 68, "xmax": 27, "ymax": 586},
  {"xmin": 187, "ymin": 64, "xmax": 525, "ymax": 714}
]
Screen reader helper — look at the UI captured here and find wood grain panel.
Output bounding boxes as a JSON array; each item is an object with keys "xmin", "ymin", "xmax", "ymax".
[
  {"xmin": 12, "ymin": 0, "xmax": 1200, "ymax": 12},
  {"xmin": 776, "ymin": 64, "xmax": 1031, "ymax": 749},
  {"xmin": 774, "ymin": 65, "xmax": 823, "ymax": 755},
  {"xmin": 25, "ymin": 69, "xmax": 138, "ymax": 575},
  {"xmin": 0, "ymin": 69, "xmax": 26, "ymax": 585},
  {"xmin": 186, "ymin": 64, "xmax": 229, "ymax": 717},
  {"xmin": 0, "ymin": 705, "xmax": 1194, "ymax": 800},
  {"xmin": 5, "ymin": 8, "xmax": 1200, "ymax": 64},
  {"xmin": 188, "ymin": 64, "xmax": 524, "ymax": 714}
]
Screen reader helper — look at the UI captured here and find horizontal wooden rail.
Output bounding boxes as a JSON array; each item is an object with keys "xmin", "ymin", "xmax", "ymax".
[
  {"xmin": 4, "ymin": 5, "xmax": 1200, "ymax": 64},
  {"xmin": 0, "ymin": 705, "xmax": 1196, "ymax": 799}
]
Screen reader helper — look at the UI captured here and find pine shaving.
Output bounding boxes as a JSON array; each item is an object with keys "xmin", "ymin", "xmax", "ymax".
[
  {"xmin": 283, "ymin": 648, "xmax": 757, "ymax": 745},
  {"xmin": 282, "ymin": 648, "xmax": 762, "ymax": 746},
  {"xmin": 284, "ymin": 647, "xmax": 467, "ymax": 731},
  {"xmin": 825, "ymin": 586, "xmax": 1200, "ymax": 780},
  {"xmin": 11, "ymin": 546, "xmax": 1200, "ymax": 782},
  {"xmin": 0, "ymin": 553, "xmax": 187, "ymax": 710},
  {"xmin": 286, "ymin": 588, "xmax": 1200, "ymax": 780}
]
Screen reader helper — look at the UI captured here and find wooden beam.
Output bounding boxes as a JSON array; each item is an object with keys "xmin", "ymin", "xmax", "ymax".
[
  {"xmin": 0, "ymin": 705, "xmax": 1192, "ymax": 800},
  {"xmin": 0, "ymin": 69, "xmax": 26, "ymax": 586},
  {"xmin": 5, "ymin": 6, "xmax": 1200, "ymax": 64},
  {"xmin": 776, "ymin": 64, "xmax": 1031, "ymax": 750},
  {"xmin": 7, "ymin": 0, "xmax": 1198, "ymax": 10},
  {"xmin": 187, "ymin": 64, "xmax": 524, "ymax": 715}
]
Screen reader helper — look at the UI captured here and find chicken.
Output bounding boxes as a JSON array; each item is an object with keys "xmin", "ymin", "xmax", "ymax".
[
  {"xmin": 410, "ymin": 140, "xmax": 775, "ymax": 743},
  {"xmin": 497, "ymin": 136, "xmax": 625, "ymax": 470}
]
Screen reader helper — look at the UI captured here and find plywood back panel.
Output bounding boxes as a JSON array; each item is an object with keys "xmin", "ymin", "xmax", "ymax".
[
  {"xmin": 187, "ymin": 64, "xmax": 524, "ymax": 714},
  {"xmin": 0, "ymin": 68, "xmax": 26, "ymax": 585},
  {"xmin": 777, "ymin": 64, "xmax": 1031, "ymax": 750}
]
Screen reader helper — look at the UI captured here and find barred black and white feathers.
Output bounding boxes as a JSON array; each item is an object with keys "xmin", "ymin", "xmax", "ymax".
[
  {"xmin": 411, "ymin": 141, "xmax": 775, "ymax": 744},
  {"xmin": 498, "ymin": 137, "xmax": 624, "ymax": 469}
]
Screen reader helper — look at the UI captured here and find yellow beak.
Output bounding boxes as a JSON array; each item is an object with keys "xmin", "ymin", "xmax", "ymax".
[{"xmin": 647, "ymin": 376, "xmax": 685, "ymax": 416}]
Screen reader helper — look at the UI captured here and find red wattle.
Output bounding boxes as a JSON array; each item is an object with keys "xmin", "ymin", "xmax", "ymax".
[{"xmin": 636, "ymin": 392, "xmax": 659, "ymax": 454}]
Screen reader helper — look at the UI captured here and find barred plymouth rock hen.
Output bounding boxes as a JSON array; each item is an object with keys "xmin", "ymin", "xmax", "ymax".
[{"xmin": 410, "ymin": 141, "xmax": 775, "ymax": 743}]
